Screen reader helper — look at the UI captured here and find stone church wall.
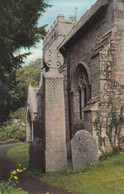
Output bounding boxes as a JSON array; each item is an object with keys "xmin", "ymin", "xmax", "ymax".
[
  {"xmin": 65, "ymin": 1, "xmax": 114, "ymax": 139},
  {"xmin": 95, "ymin": 0, "xmax": 124, "ymax": 153},
  {"xmin": 69, "ymin": 1, "xmax": 114, "ymax": 97},
  {"xmin": 59, "ymin": 0, "xmax": 124, "ymax": 153}
]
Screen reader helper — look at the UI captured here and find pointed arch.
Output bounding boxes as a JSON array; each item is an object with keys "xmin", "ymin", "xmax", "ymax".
[
  {"xmin": 71, "ymin": 63, "xmax": 91, "ymax": 121},
  {"xmin": 72, "ymin": 63, "xmax": 91, "ymax": 91}
]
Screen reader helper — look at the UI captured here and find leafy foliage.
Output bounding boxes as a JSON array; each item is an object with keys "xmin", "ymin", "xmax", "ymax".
[
  {"xmin": 0, "ymin": 58, "xmax": 41, "ymax": 142},
  {"xmin": 0, "ymin": 0, "xmax": 50, "ymax": 121},
  {"xmin": 0, "ymin": 72, "xmax": 20, "ymax": 122},
  {"xmin": 0, "ymin": 121, "xmax": 26, "ymax": 142},
  {"xmin": 16, "ymin": 59, "xmax": 41, "ymax": 107},
  {"xmin": 0, "ymin": 183, "xmax": 27, "ymax": 194},
  {"xmin": 10, "ymin": 107, "xmax": 26, "ymax": 124},
  {"xmin": 93, "ymin": 97, "xmax": 124, "ymax": 153},
  {"xmin": 0, "ymin": 0, "xmax": 49, "ymax": 73},
  {"xmin": 0, "ymin": 167, "xmax": 27, "ymax": 194},
  {"xmin": 106, "ymin": 100, "xmax": 124, "ymax": 150}
]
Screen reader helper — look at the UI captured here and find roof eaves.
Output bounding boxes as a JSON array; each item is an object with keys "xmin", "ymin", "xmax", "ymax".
[{"xmin": 59, "ymin": 0, "xmax": 109, "ymax": 53}]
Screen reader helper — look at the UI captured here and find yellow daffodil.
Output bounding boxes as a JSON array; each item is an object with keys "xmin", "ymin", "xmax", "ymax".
[
  {"xmin": 17, "ymin": 169, "xmax": 22, "ymax": 172},
  {"xmin": 10, "ymin": 170, "xmax": 17, "ymax": 175},
  {"xmin": 23, "ymin": 168, "xmax": 26, "ymax": 170},
  {"xmin": 18, "ymin": 164, "xmax": 21, "ymax": 166},
  {"xmin": 14, "ymin": 176, "xmax": 18, "ymax": 179},
  {"xmin": 10, "ymin": 175, "xmax": 13, "ymax": 179}
]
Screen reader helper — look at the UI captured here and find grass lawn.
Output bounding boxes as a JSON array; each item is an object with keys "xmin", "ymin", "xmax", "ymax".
[
  {"xmin": 6, "ymin": 143, "xmax": 124, "ymax": 194},
  {"xmin": 0, "ymin": 183, "xmax": 27, "ymax": 194}
]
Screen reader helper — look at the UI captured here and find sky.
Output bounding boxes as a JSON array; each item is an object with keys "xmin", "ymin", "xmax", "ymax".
[{"xmin": 23, "ymin": 0, "xmax": 96, "ymax": 65}]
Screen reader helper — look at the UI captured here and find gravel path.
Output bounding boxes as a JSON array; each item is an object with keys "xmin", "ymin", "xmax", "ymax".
[{"xmin": 0, "ymin": 144, "xmax": 73, "ymax": 194}]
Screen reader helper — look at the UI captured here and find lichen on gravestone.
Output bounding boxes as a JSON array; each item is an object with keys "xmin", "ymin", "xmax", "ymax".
[{"xmin": 71, "ymin": 130, "xmax": 98, "ymax": 170}]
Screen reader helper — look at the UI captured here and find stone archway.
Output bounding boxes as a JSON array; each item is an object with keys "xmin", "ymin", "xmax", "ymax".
[{"xmin": 71, "ymin": 63, "xmax": 91, "ymax": 136}]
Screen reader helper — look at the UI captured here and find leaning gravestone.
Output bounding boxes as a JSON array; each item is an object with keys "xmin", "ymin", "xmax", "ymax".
[
  {"xmin": 29, "ymin": 138, "xmax": 43, "ymax": 170},
  {"xmin": 71, "ymin": 130, "xmax": 98, "ymax": 170}
]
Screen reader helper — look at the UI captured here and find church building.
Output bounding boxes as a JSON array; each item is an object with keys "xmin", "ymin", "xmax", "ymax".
[{"xmin": 26, "ymin": 0, "xmax": 124, "ymax": 162}]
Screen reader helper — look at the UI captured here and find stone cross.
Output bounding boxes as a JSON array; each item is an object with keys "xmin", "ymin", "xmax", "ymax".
[{"xmin": 44, "ymin": 48, "xmax": 64, "ymax": 69}]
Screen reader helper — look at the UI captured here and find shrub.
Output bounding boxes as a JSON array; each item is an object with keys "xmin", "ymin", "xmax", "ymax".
[
  {"xmin": 0, "ymin": 139, "xmax": 19, "ymax": 145},
  {"xmin": 0, "ymin": 121, "xmax": 26, "ymax": 142},
  {"xmin": 10, "ymin": 107, "xmax": 26, "ymax": 124}
]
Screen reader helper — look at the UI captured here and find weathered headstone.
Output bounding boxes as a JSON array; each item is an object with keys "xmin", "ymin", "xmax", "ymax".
[
  {"xmin": 29, "ymin": 138, "xmax": 43, "ymax": 170},
  {"xmin": 71, "ymin": 130, "xmax": 98, "ymax": 170}
]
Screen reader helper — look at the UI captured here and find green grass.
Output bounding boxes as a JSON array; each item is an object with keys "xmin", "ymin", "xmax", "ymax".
[
  {"xmin": 6, "ymin": 143, "xmax": 29, "ymax": 169},
  {"xmin": 0, "ymin": 183, "xmax": 27, "ymax": 194},
  {"xmin": 6, "ymin": 143, "xmax": 124, "ymax": 194}
]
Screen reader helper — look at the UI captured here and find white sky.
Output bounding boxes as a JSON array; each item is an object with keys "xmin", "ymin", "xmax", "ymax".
[{"xmin": 23, "ymin": 0, "xmax": 96, "ymax": 65}]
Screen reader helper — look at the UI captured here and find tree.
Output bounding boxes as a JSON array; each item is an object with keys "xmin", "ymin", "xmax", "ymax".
[
  {"xmin": 16, "ymin": 58, "xmax": 41, "ymax": 107},
  {"xmin": 0, "ymin": 0, "xmax": 50, "ymax": 122}
]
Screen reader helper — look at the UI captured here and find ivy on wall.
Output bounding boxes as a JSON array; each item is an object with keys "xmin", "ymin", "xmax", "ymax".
[{"xmin": 93, "ymin": 80, "xmax": 124, "ymax": 154}]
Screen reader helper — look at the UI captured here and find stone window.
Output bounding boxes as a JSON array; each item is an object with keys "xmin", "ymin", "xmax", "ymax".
[{"xmin": 72, "ymin": 64, "xmax": 91, "ymax": 121}]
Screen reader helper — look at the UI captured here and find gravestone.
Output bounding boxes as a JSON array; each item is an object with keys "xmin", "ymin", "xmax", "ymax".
[
  {"xmin": 71, "ymin": 130, "xmax": 98, "ymax": 170},
  {"xmin": 29, "ymin": 138, "xmax": 43, "ymax": 170}
]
